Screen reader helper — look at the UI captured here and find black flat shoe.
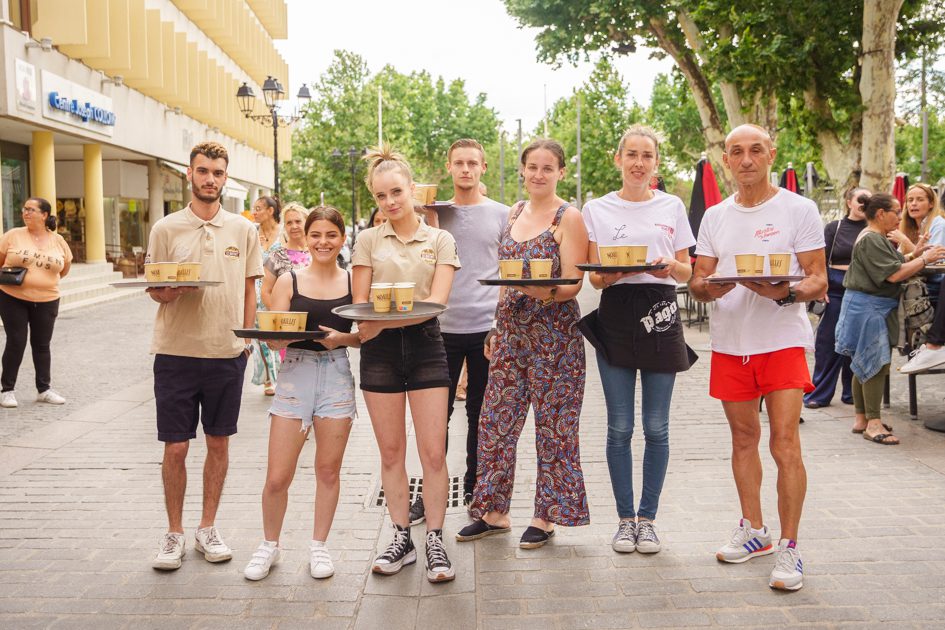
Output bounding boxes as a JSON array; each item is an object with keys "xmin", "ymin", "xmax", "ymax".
[
  {"xmin": 455, "ymin": 519, "xmax": 511, "ymax": 542},
  {"xmin": 519, "ymin": 526, "xmax": 555, "ymax": 549}
]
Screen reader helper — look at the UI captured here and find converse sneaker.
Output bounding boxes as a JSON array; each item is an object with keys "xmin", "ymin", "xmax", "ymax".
[
  {"xmin": 152, "ymin": 532, "xmax": 185, "ymax": 570},
  {"xmin": 194, "ymin": 526, "xmax": 232, "ymax": 562},
  {"xmin": 611, "ymin": 519, "xmax": 637, "ymax": 553},
  {"xmin": 424, "ymin": 529, "xmax": 455, "ymax": 583},
  {"xmin": 769, "ymin": 539, "xmax": 804, "ymax": 591},
  {"xmin": 635, "ymin": 520, "xmax": 662, "ymax": 554},
  {"xmin": 36, "ymin": 389, "xmax": 65, "ymax": 404},
  {"xmin": 408, "ymin": 495, "xmax": 425, "ymax": 526},
  {"xmin": 243, "ymin": 541, "xmax": 280, "ymax": 580},
  {"xmin": 372, "ymin": 524, "xmax": 416, "ymax": 575},
  {"xmin": 0, "ymin": 391, "xmax": 17, "ymax": 408},
  {"xmin": 309, "ymin": 540, "xmax": 334, "ymax": 579},
  {"xmin": 715, "ymin": 518, "xmax": 774, "ymax": 563}
]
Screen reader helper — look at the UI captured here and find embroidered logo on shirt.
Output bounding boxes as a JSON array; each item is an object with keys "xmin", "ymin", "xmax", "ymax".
[
  {"xmin": 420, "ymin": 248, "xmax": 436, "ymax": 264},
  {"xmin": 612, "ymin": 225, "xmax": 628, "ymax": 240},
  {"xmin": 640, "ymin": 300, "xmax": 678, "ymax": 333},
  {"xmin": 754, "ymin": 225, "xmax": 781, "ymax": 241},
  {"xmin": 224, "ymin": 246, "xmax": 240, "ymax": 259},
  {"xmin": 656, "ymin": 223, "xmax": 675, "ymax": 238}
]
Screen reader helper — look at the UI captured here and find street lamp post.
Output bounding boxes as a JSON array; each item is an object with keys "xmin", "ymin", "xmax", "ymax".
[
  {"xmin": 332, "ymin": 146, "xmax": 366, "ymax": 242},
  {"xmin": 235, "ymin": 76, "xmax": 311, "ymax": 198}
]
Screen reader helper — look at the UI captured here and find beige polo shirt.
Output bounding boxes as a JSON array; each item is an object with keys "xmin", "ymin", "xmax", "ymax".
[
  {"xmin": 147, "ymin": 205, "xmax": 263, "ymax": 358},
  {"xmin": 351, "ymin": 221, "xmax": 460, "ymax": 300}
]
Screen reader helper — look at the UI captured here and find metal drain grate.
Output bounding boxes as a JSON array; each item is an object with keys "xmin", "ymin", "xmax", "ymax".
[{"xmin": 373, "ymin": 475, "xmax": 465, "ymax": 508}]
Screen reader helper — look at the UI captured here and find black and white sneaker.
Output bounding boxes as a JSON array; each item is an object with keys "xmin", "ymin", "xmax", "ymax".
[
  {"xmin": 408, "ymin": 496, "xmax": 425, "ymax": 526},
  {"xmin": 424, "ymin": 529, "xmax": 455, "ymax": 583},
  {"xmin": 372, "ymin": 524, "xmax": 416, "ymax": 575}
]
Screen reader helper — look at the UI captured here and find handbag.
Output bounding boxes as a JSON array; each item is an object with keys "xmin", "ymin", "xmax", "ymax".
[{"xmin": 0, "ymin": 267, "xmax": 27, "ymax": 286}]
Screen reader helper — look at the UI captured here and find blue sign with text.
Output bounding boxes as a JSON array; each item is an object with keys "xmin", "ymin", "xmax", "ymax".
[{"xmin": 47, "ymin": 92, "xmax": 116, "ymax": 126}]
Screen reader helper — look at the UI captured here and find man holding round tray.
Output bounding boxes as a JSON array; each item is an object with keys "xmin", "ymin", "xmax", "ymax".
[
  {"xmin": 689, "ymin": 124, "xmax": 826, "ymax": 592},
  {"xmin": 408, "ymin": 139, "xmax": 510, "ymax": 524},
  {"xmin": 146, "ymin": 142, "xmax": 263, "ymax": 570}
]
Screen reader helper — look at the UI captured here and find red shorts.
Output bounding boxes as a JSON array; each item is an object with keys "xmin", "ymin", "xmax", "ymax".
[{"xmin": 710, "ymin": 347, "xmax": 814, "ymax": 402}]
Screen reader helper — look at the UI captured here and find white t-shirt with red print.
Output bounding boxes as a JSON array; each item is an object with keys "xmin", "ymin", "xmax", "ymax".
[
  {"xmin": 695, "ymin": 188, "xmax": 825, "ymax": 356},
  {"xmin": 582, "ymin": 190, "xmax": 696, "ymax": 287}
]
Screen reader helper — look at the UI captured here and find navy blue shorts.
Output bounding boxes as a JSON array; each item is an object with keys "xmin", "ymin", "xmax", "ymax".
[
  {"xmin": 154, "ymin": 353, "xmax": 248, "ymax": 442},
  {"xmin": 359, "ymin": 318, "xmax": 450, "ymax": 393}
]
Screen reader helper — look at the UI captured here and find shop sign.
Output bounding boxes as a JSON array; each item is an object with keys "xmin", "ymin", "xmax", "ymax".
[
  {"xmin": 15, "ymin": 59, "xmax": 37, "ymax": 113},
  {"xmin": 41, "ymin": 71, "xmax": 115, "ymax": 136}
]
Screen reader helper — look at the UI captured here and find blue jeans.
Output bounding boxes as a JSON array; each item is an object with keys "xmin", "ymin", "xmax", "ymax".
[{"xmin": 596, "ymin": 350, "xmax": 675, "ymax": 520}]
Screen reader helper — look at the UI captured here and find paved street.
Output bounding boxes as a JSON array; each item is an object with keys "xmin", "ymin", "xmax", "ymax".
[{"xmin": 2, "ymin": 288, "xmax": 945, "ymax": 629}]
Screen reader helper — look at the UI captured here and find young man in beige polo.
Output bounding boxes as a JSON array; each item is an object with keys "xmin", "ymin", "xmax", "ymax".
[{"xmin": 148, "ymin": 142, "xmax": 263, "ymax": 570}]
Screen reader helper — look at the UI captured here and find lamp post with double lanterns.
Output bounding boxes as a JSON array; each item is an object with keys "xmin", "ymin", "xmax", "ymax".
[
  {"xmin": 332, "ymin": 146, "xmax": 366, "ymax": 242},
  {"xmin": 236, "ymin": 76, "xmax": 311, "ymax": 198}
]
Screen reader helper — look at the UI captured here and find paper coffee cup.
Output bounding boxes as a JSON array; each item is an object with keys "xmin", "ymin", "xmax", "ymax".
[
  {"xmin": 257, "ymin": 312, "xmax": 279, "ymax": 331},
  {"xmin": 498, "ymin": 259, "xmax": 523, "ymax": 279},
  {"xmin": 529, "ymin": 259, "xmax": 552, "ymax": 279},
  {"xmin": 598, "ymin": 246, "xmax": 623, "ymax": 267},
  {"xmin": 768, "ymin": 253, "xmax": 791, "ymax": 276},
  {"xmin": 145, "ymin": 262, "xmax": 179, "ymax": 282},
  {"xmin": 628, "ymin": 245, "xmax": 648, "ymax": 266},
  {"xmin": 275, "ymin": 311, "xmax": 308, "ymax": 332},
  {"xmin": 175, "ymin": 262, "xmax": 202, "ymax": 282},
  {"xmin": 371, "ymin": 283, "xmax": 393, "ymax": 313},
  {"xmin": 735, "ymin": 254, "xmax": 757, "ymax": 277},
  {"xmin": 754, "ymin": 255, "xmax": 766, "ymax": 275},
  {"xmin": 393, "ymin": 282, "xmax": 415, "ymax": 312}
]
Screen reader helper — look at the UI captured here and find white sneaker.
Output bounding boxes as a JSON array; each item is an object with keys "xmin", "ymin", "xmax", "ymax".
[
  {"xmin": 769, "ymin": 539, "xmax": 804, "ymax": 591},
  {"xmin": 36, "ymin": 389, "xmax": 65, "ymax": 404},
  {"xmin": 194, "ymin": 526, "xmax": 232, "ymax": 562},
  {"xmin": 900, "ymin": 344, "xmax": 945, "ymax": 374},
  {"xmin": 309, "ymin": 540, "xmax": 334, "ymax": 579},
  {"xmin": 635, "ymin": 520, "xmax": 662, "ymax": 554},
  {"xmin": 153, "ymin": 532, "xmax": 185, "ymax": 570},
  {"xmin": 243, "ymin": 541, "xmax": 280, "ymax": 580},
  {"xmin": 715, "ymin": 518, "xmax": 775, "ymax": 563},
  {"xmin": 0, "ymin": 391, "xmax": 17, "ymax": 408},
  {"xmin": 611, "ymin": 519, "xmax": 636, "ymax": 553}
]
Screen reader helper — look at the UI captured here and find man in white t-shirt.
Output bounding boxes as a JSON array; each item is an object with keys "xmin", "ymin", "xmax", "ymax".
[{"xmin": 689, "ymin": 124, "xmax": 826, "ymax": 592}]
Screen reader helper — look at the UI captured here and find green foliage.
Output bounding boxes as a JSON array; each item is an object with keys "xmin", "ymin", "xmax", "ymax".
[
  {"xmin": 896, "ymin": 109, "xmax": 945, "ymax": 181},
  {"xmin": 282, "ymin": 50, "xmax": 504, "ymax": 223},
  {"xmin": 646, "ymin": 71, "xmax": 714, "ymax": 174}
]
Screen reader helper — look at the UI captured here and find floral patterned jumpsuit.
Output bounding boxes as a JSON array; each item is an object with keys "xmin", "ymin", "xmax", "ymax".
[{"xmin": 470, "ymin": 202, "xmax": 589, "ymax": 526}]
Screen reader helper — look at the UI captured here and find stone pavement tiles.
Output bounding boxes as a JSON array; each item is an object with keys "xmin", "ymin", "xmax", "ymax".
[{"xmin": 1, "ymin": 287, "xmax": 945, "ymax": 628}]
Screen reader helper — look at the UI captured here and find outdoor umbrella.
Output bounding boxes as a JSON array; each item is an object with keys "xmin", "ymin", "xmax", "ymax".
[
  {"xmin": 779, "ymin": 163, "xmax": 799, "ymax": 193},
  {"xmin": 892, "ymin": 173, "xmax": 909, "ymax": 206},
  {"xmin": 688, "ymin": 156, "xmax": 723, "ymax": 256},
  {"xmin": 650, "ymin": 175, "xmax": 667, "ymax": 192}
]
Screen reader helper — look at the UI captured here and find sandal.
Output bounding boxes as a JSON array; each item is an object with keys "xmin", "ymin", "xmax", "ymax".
[
  {"xmin": 264, "ymin": 384, "xmax": 275, "ymax": 396},
  {"xmin": 864, "ymin": 431, "xmax": 899, "ymax": 445},
  {"xmin": 853, "ymin": 423, "xmax": 892, "ymax": 434}
]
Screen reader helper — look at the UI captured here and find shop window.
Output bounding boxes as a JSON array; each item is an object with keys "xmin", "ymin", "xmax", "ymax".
[
  {"xmin": 56, "ymin": 198, "xmax": 85, "ymax": 262},
  {"xmin": 1, "ymin": 157, "xmax": 30, "ymax": 231}
]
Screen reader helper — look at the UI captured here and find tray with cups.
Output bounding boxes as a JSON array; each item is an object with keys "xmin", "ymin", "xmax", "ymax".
[
  {"xmin": 577, "ymin": 264, "xmax": 668, "ymax": 273},
  {"xmin": 111, "ymin": 262, "xmax": 221, "ymax": 288},
  {"xmin": 578, "ymin": 244, "xmax": 667, "ymax": 273},
  {"xmin": 481, "ymin": 258, "xmax": 580, "ymax": 286},
  {"xmin": 707, "ymin": 253, "xmax": 804, "ymax": 283},
  {"xmin": 234, "ymin": 311, "xmax": 325, "ymax": 340},
  {"xmin": 331, "ymin": 282, "xmax": 448, "ymax": 321}
]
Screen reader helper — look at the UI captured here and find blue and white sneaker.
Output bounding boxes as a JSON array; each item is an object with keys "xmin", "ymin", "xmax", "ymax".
[
  {"xmin": 715, "ymin": 518, "xmax": 775, "ymax": 563},
  {"xmin": 769, "ymin": 539, "xmax": 804, "ymax": 591}
]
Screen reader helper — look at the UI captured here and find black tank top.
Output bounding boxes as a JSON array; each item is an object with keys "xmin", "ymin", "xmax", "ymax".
[{"xmin": 288, "ymin": 271, "xmax": 353, "ymax": 351}]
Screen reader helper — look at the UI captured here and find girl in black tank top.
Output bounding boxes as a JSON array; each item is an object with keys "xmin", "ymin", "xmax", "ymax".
[{"xmin": 287, "ymin": 271, "xmax": 353, "ymax": 351}]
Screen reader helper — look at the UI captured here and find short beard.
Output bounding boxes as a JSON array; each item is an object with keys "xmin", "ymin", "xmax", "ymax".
[{"xmin": 192, "ymin": 188, "xmax": 222, "ymax": 204}]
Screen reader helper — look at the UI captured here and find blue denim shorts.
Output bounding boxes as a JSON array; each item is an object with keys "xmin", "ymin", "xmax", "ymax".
[{"xmin": 268, "ymin": 347, "xmax": 357, "ymax": 430}]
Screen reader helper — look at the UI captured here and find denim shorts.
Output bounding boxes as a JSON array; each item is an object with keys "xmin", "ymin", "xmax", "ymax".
[
  {"xmin": 268, "ymin": 347, "xmax": 357, "ymax": 430},
  {"xmin": 359, "ymin": 318, "xmax": 451, "ymax": 393}
]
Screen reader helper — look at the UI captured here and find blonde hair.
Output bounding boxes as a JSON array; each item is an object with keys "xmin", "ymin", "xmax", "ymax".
[
  {"xmin": 900, "ymin": 183, "xmax": 945, "ymax": 243},
  {"xmin": 281, "ymin": 201, "xmax": 309, "ymax": 225},
  {"xmin": 364, "ymin": 144, "xmax": 414, "ymax": 193},
  {"xmin": 617, "ymin": 124, "xmax": 661, "ymax": 160}
]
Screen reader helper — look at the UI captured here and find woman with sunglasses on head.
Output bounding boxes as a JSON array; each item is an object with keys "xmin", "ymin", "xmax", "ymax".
[{"xmin": 0, "ymin": 198, "xmax": 72, "ymax": 408}]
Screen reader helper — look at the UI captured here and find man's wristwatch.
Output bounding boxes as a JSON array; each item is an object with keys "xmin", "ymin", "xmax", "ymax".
[{"xmin": 775, "ymin": 287, "xmax": 797, "ymax": 307}]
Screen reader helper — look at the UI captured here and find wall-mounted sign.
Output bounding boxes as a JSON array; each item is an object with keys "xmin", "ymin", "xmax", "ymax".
[
  {"xmin": 15, "ymin": 59, "xmax": 37, "ymax": 113},
  {"xmin": 41, "ymin": 70, "xmax": 116, "ymax": 136}
]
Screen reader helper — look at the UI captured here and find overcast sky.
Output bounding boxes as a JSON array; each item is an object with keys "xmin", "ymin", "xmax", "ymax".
[{"xmin": 274, "ymin": 0, "xmax": 673, "ymax": 132}]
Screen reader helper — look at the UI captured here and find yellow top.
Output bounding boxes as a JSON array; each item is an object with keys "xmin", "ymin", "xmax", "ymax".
[
  {"xmin": 351, "ymin": 221, "xmax": 460, "ymax": 301},
  {"xmin": 146, "ymin": 205, "xmax": 263, "ymax": 358},
  {"xmin": 0, "ymin": 227, "xmax": 73, "ymax": 303}
]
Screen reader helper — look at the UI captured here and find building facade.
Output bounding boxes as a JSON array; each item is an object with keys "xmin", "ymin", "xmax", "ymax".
[{"xmin": 0, "ymin": 0, "xmax": 293, "ymax": 263}]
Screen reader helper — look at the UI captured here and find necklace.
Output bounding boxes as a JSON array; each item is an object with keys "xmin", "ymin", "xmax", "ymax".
[
  {"xmin": 736, "ymin": 186, "xmax": 777, "ymax": 208},
  {"xmin": 259, "ymin": 223, "xmax": 277, "ymax": 246}
]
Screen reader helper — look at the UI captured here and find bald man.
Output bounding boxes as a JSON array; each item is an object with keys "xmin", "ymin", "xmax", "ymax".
[{"xmin": 689, "ymin": 125, "xmax": 827, "ymax": 591}]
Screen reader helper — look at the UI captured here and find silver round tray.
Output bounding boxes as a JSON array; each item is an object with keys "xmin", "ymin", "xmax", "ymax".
[
  {"xmin": 707, "ymin": 275, "xmax": 805, "ymax": 283},
  {"xmin": 331, "ymin": 301, "xmax": 447, "ymax": 321}
]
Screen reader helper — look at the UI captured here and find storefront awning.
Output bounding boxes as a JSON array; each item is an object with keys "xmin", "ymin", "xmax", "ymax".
[{"xmin": 223, "ymin": 178, "xmax": 249, "ymax": 201}]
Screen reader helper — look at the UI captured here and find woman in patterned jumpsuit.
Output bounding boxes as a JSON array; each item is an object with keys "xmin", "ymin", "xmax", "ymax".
[{"xmin": 458, "ymin": 139, "xmax": 590, "ymax": 549}]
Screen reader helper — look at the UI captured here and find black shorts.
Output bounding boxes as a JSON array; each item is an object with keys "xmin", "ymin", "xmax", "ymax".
[
  {"xmin": 154, "ymin": 353, "xmax": 248, "ymax": 442},
  {"xmin": 359, "ymin": 318, "xmax": 451, "ymax": 393}
]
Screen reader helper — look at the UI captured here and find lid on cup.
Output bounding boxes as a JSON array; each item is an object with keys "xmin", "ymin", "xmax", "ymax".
[
  {"xmin": 393, "ymin": 282, "xmax": 416, "ymax": 287},
  {"xmin": 370, "ymin": 283, "xmax": 394, "ymax": 288}
]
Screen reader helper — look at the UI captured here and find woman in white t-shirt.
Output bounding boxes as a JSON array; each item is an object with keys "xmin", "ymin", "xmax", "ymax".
[{"xmin": 580, "ymin": 125, "xmax": 697, "ymax": 555}]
